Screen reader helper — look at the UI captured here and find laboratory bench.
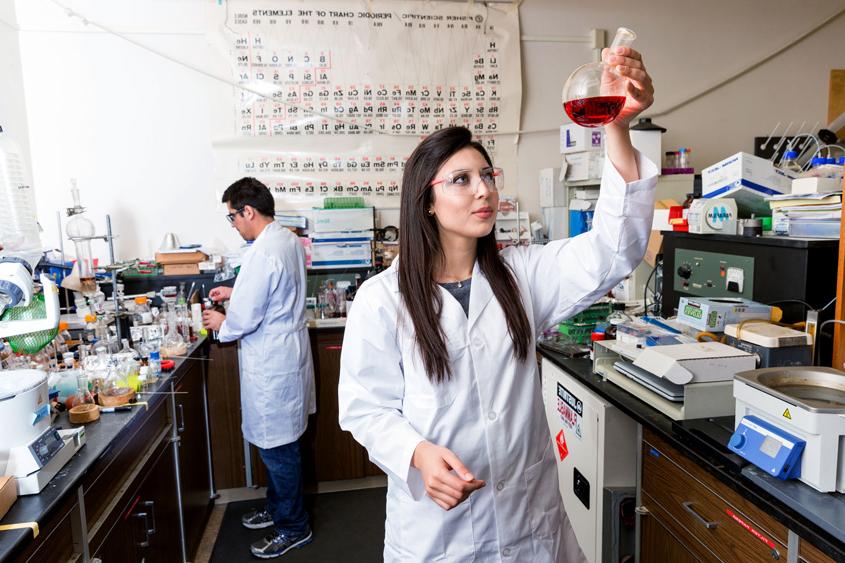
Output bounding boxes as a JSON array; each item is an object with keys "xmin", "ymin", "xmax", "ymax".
[
  {"xmin": 538, "ymin": 347, "xmax": 845, "ymax": 563},
  {"xmin": 0, "ymin": 338, "xmax": 214, "ymax": 563}
]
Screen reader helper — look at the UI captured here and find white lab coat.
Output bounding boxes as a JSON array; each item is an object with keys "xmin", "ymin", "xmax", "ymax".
[
  {"xmin": 218, "ymin": 221, "xmax": 316, "ymax": 449},
  {"xmin": 338, "ymin": 153, "xmax": 657, "ymax": 562}
]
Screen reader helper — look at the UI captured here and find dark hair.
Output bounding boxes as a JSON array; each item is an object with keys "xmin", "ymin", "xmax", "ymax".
[
  {"xmin": 221, "ymin": 177, "xmax": 275, "ymax": 218},
  {"xmin": 398, "ymin": 126, "xmax": 531, "ymax": 383}
]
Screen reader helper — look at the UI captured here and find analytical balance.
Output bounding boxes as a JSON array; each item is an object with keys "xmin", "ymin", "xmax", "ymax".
[
  {"xmin": 731, "ymin": 367, "xmax": 845, "ymax": 493},
  {"xmin": 0, "ymin": 370, "xmax": 85, "ymax": 495}
]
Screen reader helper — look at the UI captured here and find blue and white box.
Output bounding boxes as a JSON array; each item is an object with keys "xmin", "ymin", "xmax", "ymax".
[
  {"xmin": 702, "ymin": 152, "xmax": 795, "ymax": 215},
  {"xmin": 560, "ymin": 124, "xmax": 604, "ymax": 155}
]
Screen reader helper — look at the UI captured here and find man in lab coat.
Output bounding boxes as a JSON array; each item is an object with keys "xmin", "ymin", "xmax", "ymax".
[{"xmin": 203, "ymin": 177, "xmax": 316, "ymax": 559}]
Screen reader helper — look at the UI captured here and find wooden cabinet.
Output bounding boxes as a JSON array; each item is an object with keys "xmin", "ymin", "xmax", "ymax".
[
  {"xmin": 206, "ymin": 340, "xmax": 245, "ymax": 490},
  {"xmin": 309, "ymin": 329, "xmax": 383, "ymax": 482},
  {"xmin": 91, "ymin": 437, "xmax": 181, "ymax": 562},
  {"xmin": 172, "ymin": 358, "xmax": 214, "ymax": 560},
  {"xmin": 640, "ymin": 429, "xmax": 835, "ymax": 563}
]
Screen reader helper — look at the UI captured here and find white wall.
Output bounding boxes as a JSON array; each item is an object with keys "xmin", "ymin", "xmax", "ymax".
[
  {"xmin": 0, "ymin": 0, "xmax": 34, "ymax": 196},
  {"xmin": 9, "ymin": 0, "xmax": 845, "ymax": 261}
]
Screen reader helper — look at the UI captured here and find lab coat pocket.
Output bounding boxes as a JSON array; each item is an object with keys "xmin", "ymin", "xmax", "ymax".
[
  {"xmin": 524, "ymin": 441, "xmax": 562, "ymax": 541},
  {"xmin": 395, "ymin": 492, "xmax": 475, "ymax": 561}
]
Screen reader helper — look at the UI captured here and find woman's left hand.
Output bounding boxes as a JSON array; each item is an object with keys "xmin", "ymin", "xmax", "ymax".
[{"xmin": 602, "ymin": 46, "xmax": 654, "ymax": 129}]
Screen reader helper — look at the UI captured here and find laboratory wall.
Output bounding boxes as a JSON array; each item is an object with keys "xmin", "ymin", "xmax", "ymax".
[
  {"xmin": 0, "ymin": 1, "xmax": 35, "ymax": 196},
  {"xmin": 6, "ymin": 0, "xmax": 845, "ymax": 260}
]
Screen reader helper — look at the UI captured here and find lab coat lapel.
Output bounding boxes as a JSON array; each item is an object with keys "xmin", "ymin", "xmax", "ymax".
[{"xmin": 468, "ymin": 261, "xmax": 494, "ymax": 332}]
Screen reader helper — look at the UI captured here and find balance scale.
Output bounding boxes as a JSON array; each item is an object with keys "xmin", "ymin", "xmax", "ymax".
[
  {"xmin": 731, "ymin": 367, "xmax": 845, "ymax": 493},
  {"xmin": 0, "ymin": 369, "xmax": 86, "ymax": 495}
]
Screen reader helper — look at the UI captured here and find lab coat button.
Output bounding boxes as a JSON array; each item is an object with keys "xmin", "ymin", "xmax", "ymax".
[
  {"xmin": 473, "ymin": 339, "xmax": 483, "ymax": 348},
  {"xmin": 503, "ymin": 547, "xmax": 512, "ymax": 557},
  {"xmin": 496, "ymin": 481, "xmax": 504, "ymax": 491},
  {"xmin": 487, "ymin": 411, "xmax": 497, "ymax": 421}
]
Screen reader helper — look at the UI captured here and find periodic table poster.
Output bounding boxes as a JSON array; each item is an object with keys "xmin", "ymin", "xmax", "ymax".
[{"xmin": 208, "ymin": 0, "xmax": 522, "ymax": 209}]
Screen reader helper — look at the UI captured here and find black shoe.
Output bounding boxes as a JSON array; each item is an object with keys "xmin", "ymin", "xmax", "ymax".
[
  {"xmin": 250, "ymin": 528, "xmax": 313, "ymax": 559},
  {"xmin": 241, "ymin": 508, "xmax": 274, "ymax": 530}
]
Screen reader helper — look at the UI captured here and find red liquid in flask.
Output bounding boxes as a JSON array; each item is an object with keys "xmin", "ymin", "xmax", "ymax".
[{"xmin": 563, "ymin": 95, "xmax": 626, "ymax": 127}]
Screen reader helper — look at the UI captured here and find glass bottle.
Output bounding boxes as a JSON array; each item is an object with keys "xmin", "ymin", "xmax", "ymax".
[
  {"xmin": 65, "ymin": 179, "xmax": 98, "ymax": 296},
  {"xmin": 562, "ymin": 27, "xmax": 637, "ymax": 128},
  {"xmin": 133, "ymin": 296, "xmax": 153, "ymax": 326}
]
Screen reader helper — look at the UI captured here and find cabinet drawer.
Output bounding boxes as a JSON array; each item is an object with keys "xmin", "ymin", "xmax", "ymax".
[
  {"xmin": 82, "ymin": 396, "xmax": 169, "ymax": 530},
  {"xmin": 641, "ymin": 491, "xmax": 712, "ymax": 562},
  {"xmin": 642, "ymin": 433, "xmax": 787, "ymax": 562}
]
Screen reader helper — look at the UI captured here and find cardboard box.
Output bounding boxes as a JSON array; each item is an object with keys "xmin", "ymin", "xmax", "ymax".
[
  {"xmin": 155, "ymin": 250, "xmax": 207, "ymax": 265},
  {"xmin": 791, "ymin": 176, "xmax": 842, "ymax": 195},
  {"xmin": 560, "ymin": 124, "xmax": 604, "ymax": 155},
  {"xmin": 702, "ymin": 152, "xmax": 794, "ymax": 214},
  {"xmin": 162, "ymin": 263, "xmax": 201, "ymax": 276},
  {"xmin": 0, "ymin": 477, "xmax": 17, "ymax": 521},
  {"xmin": 564, "ymin": 151, "xmax": 604, "ymax": 182},
  {"xmin": 539, "ymin": 167, "xmax": 567, "ymax": 207}
]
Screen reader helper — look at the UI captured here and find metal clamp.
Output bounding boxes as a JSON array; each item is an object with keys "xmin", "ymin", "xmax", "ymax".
[
  {"xmin": 682, "ymin": 501, "xmax": 719, "ymax": 529},
  {"xmin": 634, "ymin": 505, "xmax": 650, "ymax": 515}
]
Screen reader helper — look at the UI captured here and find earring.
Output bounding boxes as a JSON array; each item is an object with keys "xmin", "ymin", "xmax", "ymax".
[{"xmin": 428, "ymin": 209, "xmax": 434, "ymax": 216}]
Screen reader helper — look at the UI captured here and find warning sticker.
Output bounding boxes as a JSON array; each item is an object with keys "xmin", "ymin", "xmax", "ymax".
[
  {"xmin": 556, "ymin": 430, "xmax": 569, "ymax": 461},
  {"xmin": 782, "ymin": 408, "xmax": 792, "ymax": 420},
  {"xmin": 557, "ymin": 383, "xmax": 583, "ymax": 440}
]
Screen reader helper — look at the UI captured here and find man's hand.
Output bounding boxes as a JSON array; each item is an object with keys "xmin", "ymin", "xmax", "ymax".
[
  {"xmin": 209, "ymin": 286, "xmax": 233, "ymax": 302},
  {"xmin": 412, "ymin": 441, "xmax": 485, "ymax": 510},
  {"xmin": 202, "ymin": 309, "xmax": 225, "ymax": 331}
]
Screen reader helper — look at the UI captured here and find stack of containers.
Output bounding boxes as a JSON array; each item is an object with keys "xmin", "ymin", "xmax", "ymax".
[{"xmin": 559, "ymin": 124, "xmax": 604, "ymax": 236}]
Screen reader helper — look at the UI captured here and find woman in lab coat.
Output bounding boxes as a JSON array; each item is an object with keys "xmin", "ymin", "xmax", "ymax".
[{"xmin": 339, "ymin": 47, "xmax": 656, "ymax": 562}]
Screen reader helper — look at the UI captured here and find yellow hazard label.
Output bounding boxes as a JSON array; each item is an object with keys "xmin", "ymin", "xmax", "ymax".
[{"xmin": 783, "ymin": 408, "xmax": 792, "ymax": 420}]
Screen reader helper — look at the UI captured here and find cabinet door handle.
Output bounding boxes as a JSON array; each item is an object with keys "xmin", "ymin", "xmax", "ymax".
[
  {"xmin": 635, "ymin": 505, "xmax": 650, "ymax": 515},
  {"xmin": 142, "ymin": 500, "xmax": 156, "ymax": 535},
  {"xmin": 178, "ymin": 403, "xmax": 186, "ymax": 433},
  {"xmin": 325, "ymin": 345, "xmax": 342, "ymax": 351},
  {"xmin": 682, "ymin": 501, "xmax": 719, "ymax": 529},
  {"xmin": 133, "ymin": 512, "xmax": 151, "ymax": 547}
]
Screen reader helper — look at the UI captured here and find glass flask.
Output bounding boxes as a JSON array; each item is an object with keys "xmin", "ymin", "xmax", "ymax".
[
  {"xmin": 65, "ymin": 180, "xmax": 98, "ymax": 296},
  {"xmin": 562, "ymin": 27, "xmax": 637, "ymax": 128}
]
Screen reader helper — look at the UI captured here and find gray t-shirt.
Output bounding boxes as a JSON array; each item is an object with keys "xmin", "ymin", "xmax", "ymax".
[{"xmin": 439, "ymin": 278, "xmax": 472, "ymax": 316}]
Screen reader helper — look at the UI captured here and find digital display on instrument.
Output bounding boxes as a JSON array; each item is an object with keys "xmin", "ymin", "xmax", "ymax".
[
  {"xmin": 759, "ymin": 436, "xmax": 781, "ymax": 458},
  {"xmin": 28, "ymin": 428, "xmax": 65, "ymax": 467}
]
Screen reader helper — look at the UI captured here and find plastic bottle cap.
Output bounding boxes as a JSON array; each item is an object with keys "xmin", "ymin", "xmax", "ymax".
[
  {"xmin": 150, "ymin": 351, "xmax": 160, "ymax": 360},
  {"xmin": 811, "ymin": 157, "xmax": 825, "ymax": 166},
  {"xmin": 838, "ymin": 157, "xmax": 845, "ymax": 165},
  {"xmin": 785, "ymin": 151, "xmax": 798, "ymax": 159},
  {"xmin": 134, "ymin": 296, "xmax": 148, "ymax": 305},
  {"xmin": 84, "ymin": 314, "xmax": 96, "ymax": 323},
  {"xmin": 58, "ymin": 321, "xmax": 69, "ymax": 331}
]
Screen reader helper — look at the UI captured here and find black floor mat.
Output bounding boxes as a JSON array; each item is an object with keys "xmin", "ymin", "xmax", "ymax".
[{"xmin": 210, "ymin": 488, "xmax": 386, "ymax": 562}]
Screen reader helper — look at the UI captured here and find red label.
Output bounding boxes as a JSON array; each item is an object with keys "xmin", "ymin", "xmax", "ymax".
[
  {"xmin": 555, "ymin": 430, "xmax": 569, "ymax": 461},
  {"xmin": 725, "ymin": 508, "xmax": 776, "ymax": 550}
]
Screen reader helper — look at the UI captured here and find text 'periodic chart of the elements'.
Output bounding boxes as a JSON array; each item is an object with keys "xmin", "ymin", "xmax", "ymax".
[{"xmin": 209, "ymin": 0, "xmax": 521, "ymax": 208}]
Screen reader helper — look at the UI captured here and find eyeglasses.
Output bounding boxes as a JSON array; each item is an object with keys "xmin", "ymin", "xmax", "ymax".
[
  {"xmin": 225, "ymin": 207, "xmax": 246, "ymax": 224},
  {"xmin": 430, "ymin": 167, "xmax": 503, "ymax": 196}
]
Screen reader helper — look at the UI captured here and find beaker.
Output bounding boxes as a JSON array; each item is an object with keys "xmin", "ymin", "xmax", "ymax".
[{"xmin": 562, "ymin": 27, "xmax": 637, "ymax": 128}]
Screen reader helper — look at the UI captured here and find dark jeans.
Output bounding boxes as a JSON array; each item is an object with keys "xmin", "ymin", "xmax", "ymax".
[{"xmin": 257, "ymin": 440, "xmax": 310, "ymax": 535}]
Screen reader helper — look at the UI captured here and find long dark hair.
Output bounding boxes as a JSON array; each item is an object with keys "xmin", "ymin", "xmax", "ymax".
[{"xmin": 398, "ymin": 127, "xmax": 531, "ymax": 383}]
